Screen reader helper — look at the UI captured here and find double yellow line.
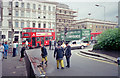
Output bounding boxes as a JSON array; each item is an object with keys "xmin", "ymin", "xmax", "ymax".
[
  {"xmin": 76, "ymin": 53, "xmax": 118, "ymax": 66},
  {"xmin": 37, "ymin": 65, "xmax": 46, "ymax": 75}
]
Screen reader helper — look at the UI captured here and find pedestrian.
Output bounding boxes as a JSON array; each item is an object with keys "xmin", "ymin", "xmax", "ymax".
[
  {"xmin": 49, "ymin": 39, "xmax": 51, "ymax": 50},
  {"xmin": 54, "ymin": 42, "xmax": 64, "ymax": 69},
  {"xmin": 54, "ymin": 40, "xmax": 56, "ymax": 47},
  {"xmin": 0, "ymin": 42, "xmax": 4, "ymax": 60},
  {"xmin": 65, "ymin": 42, "xmax": 71, "ymax": 68},
  {"xmin": 19, "ymin": 44, "xmax": 26, "ymax": 61},
  {"xmin": 3, "ymin": 41, "xmax": 9, "ymax": 59},
  {"xmin": 13, "ymin": 41, "xmax": 17, "ymax": 57},
  {"xmin": 38, "ymin": 45, "xmax": 48, "ymax": 67},
  {"xmin": 25, "ymin": 40, "xmax": 29, "ymax": 49}
]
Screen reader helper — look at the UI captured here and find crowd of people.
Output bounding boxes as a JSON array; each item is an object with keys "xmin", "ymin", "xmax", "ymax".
[
  {"xmin": 38, "ymin": 40, "xmax": 71, "ymax": 69},
  {"xmin": 0, "ymin": 41, "xmax": 26, "ymax": 61}
]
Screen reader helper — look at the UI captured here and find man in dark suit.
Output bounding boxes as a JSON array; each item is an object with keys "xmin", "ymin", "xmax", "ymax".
[{"xmin": 65, "ymin": 42, "xmax": 71, "ymax": 68}]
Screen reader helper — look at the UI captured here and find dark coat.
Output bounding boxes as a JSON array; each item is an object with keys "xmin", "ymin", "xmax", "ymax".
[
  {"xmin": 65, "ymin": 45, "xmax": 71, "ymax": 57},
  {"xmin": 41, "ymin": 46, "xmax": 47, "ymax": 58},
  {"xmin": 54, "ymin": 41, "xmax": 56, "ymax": 46},
  {"xmin": 21, "ymin": 46, "xmax": 26, "ymax": 58},
  {"xmin": 49, "ymin": 41, "xmax": 51, "ymax": 46},
  {"xmin": 54, "ymin": 46, "xmax": 64, "ymax": 60}
]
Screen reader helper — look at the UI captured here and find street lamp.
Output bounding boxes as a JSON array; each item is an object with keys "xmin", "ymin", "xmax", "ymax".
[
  {"xmin": 95, "ymin": 4, "xmax": 106, "ymax": 21},
  {"xmin": 88, "ymin": 12, "xmax": 91, "ymax": 19},
  {"xmin": 11, "ymin": 0, "xmax": 14, "ymax": 53}
]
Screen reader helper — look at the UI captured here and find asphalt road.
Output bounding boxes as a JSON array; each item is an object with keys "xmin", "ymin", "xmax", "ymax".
[{"xmin": 26, "ymin": 47, "xmax": 118, "ymax": 76}]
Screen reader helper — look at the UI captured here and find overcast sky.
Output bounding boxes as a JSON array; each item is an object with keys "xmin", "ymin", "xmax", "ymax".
[{"xmin": 48, "ymin": 0, "xmax": 119, "ymax": 22}]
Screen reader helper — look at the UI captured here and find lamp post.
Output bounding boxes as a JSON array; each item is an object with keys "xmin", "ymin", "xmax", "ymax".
[{"xmin": 11, "ymin": 0, "xmax": 14, "ymax": 53}]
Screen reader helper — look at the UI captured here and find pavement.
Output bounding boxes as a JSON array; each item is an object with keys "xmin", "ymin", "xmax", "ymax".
[
  {"xmin": 79, "ymin": 44, "xmax": 118, "ymax": 64},
  {"xmin": 2, "ymin": 50, "xmax": 27, "ymax": 77}
]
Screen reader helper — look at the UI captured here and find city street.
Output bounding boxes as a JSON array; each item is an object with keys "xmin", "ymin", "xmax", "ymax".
[{"xmin": 26, "ymin": 47, "xmax": 118, "ymax": 76}]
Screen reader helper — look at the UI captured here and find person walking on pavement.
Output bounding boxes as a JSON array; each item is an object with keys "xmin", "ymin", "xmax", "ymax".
[
  {"xmin": 49, "ymin": 39, "xmax": 51, "ymax": 50},
  {"xmin": 65, "ymin": 42, "xmax": 71, "ymax": 68},
  {"xmin": 38, "ymin": 45, "xmax": 48, "ymax": 67},
  {"xmin": 19, "ymin": 44, "xmax": 26, "ymax": 61},
  {"xmin": 3, "ymin": 41, "xmax": 9, "ymax": 59},
  {"xmin": 54, "ymin": 42, "xmax": 64, "ymax": 69},
  {"xmin": 0, "ymin": 42, "xmax": 4, "ymax": 60}
]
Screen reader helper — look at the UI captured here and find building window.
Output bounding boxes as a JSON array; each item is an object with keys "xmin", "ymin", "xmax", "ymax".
[
  {"xmin": 38, "ymin": 4, "xmax": 41, "ymax": 10},
  {"xmin": 44, "ymin": 6, "xmax": 46, "ymax": 10},
  {"xmin": 8, "ymin": 31, "xmax": 12, "ymax": 38},
  {"xmin": 53, "ymin": 7, "xmax": 55, "ymax": 11},
  {"xmin": 103, "ymin": 26, "xmax": 104, "ymax": 28},
  {"xmin": 9, "ymin": 21, "xmax": 12, "ymax": 28},
  {"xmin": 59, "ymin": 19, "xmax": 61, "ymax": 22},
  {"xmin": 64, "ymin": 11, "xmax": 66, "ymax": 14},
  {"xmin": 99, "ymin": 26, "xmax": 101, "ymax": 28},
  {"xmin": 9, "ymin": 1, "xmax": 12, "ymax": 6},
  {"xmin": 15, "ymin": 21, "xmax": 19, "ymax": 27},
  {"xmin": 15, "ymin": 2, "xmax": 19, "ymax": 7},
  {"xmin": 27, "ymin": 3, "xmax": 30, "ymax": 9},
  {"xmin": 59, "ymin": 10, "xmax": 61, "ymax": 13},
  {"xmin": 8, "ymin": 9, "xmax": 11, "ymax": 15},
  {"xmin": 21, "ymin": 11, "xmax": 24, "ymax": 17},
  {"xmin": 21, "ymin": 22, "xmax": 24, "ymax": 28},
  {"xmin": 38, "ymin": 23, "xmax": 41, "ymax": 28},
  {"xmin": 49, "ymin": 6, "xmax": 51, "ymax": 11},
  {"xmin": 43, "ymin": 16, "xmax": 46, "ymax": 19},
  {"xmin": 33, "ymin": 23, "xmax": 35, "ymax": 28},
  {"xmin": 33, "ymin": 4, "xmax": 36, "ymax": 9},
  {"xmin": 21, "ymin": 2, "xmax": 24, "ymax": 8},
  {"xmin": 27, "ymin": 22, "xmax": 30, "ymax": 27},
  {"xmin": 43, "ymin": 23, "xmax": 46, "ymax": 28},
  {"xmin": 15, "ymin": 10, "xmax": 19, "ymax": 17}
]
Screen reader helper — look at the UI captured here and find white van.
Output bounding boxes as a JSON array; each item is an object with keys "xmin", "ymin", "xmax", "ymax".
[{"xmin": 61, "ymin": 40, "xmax": 89, "ymax": 49}]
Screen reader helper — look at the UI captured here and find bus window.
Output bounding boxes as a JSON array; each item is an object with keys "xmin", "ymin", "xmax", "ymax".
[
  {"xmin": 45, "ymin": 30, "xmax": 48, "ymax": 32},
  {"xmin": 41, "ymin": 29, "xmax": 44, "ymax": 32},
  {"xmin": 49, "ymin": 30, "xmax": 51, "ymax": 32},
  {"xmin": 51, "ymin": 30, "xmax": 54, "ymax": 32},
  {"xmin": 36, "ymin": 29, "xmax": 40, "ymax": 32},
  {"xmin": 32, "ymin": 29, "xmax": 36, "ymax": 32},
  {"xmin": 37, "ymin": 37, "xmax": 40, "ymax": 41},
  {"xmin": 45, "ymin": 37, "xmax": 49, "ymax": 40},
  {"xmin": 22, "ymin": 29, "xmax": 31, "ymax": 32}
]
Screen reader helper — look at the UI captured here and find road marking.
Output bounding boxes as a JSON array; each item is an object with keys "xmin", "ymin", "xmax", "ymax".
[
  {"xmin": 41, "ymin": 67, "xmax": 46, "ymax": 74},
  {"xmin": 38, "ymin": 67, "xmax": 42, "ymax": 74},
  {"xmin": 76, "ymin": 53, "xmax": 118, "ymax": 66}
]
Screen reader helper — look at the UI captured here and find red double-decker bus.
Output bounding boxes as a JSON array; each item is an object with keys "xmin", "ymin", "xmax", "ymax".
[
  {"xmin": 22, "ymin": 27, "xmax": 55, "ymax": 48},
  {"xmin": 91, "ymin": 32, "xmax": 102, "ymax": 40}
]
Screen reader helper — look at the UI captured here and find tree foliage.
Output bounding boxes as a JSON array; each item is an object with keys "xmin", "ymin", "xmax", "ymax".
[{"xmin": 93, "ymin": 28, "xmax": 120, "ymax": 50}]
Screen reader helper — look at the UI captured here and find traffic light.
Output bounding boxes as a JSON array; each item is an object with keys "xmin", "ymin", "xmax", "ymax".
[{"xmin": 64, "ymin": 27, "xmax": 67, "ymax": 36}]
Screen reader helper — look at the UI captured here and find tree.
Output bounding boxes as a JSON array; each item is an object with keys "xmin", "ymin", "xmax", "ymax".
[{"xmin": 93, "ymin": 28, "xmax": 120, "ymax": 50}]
